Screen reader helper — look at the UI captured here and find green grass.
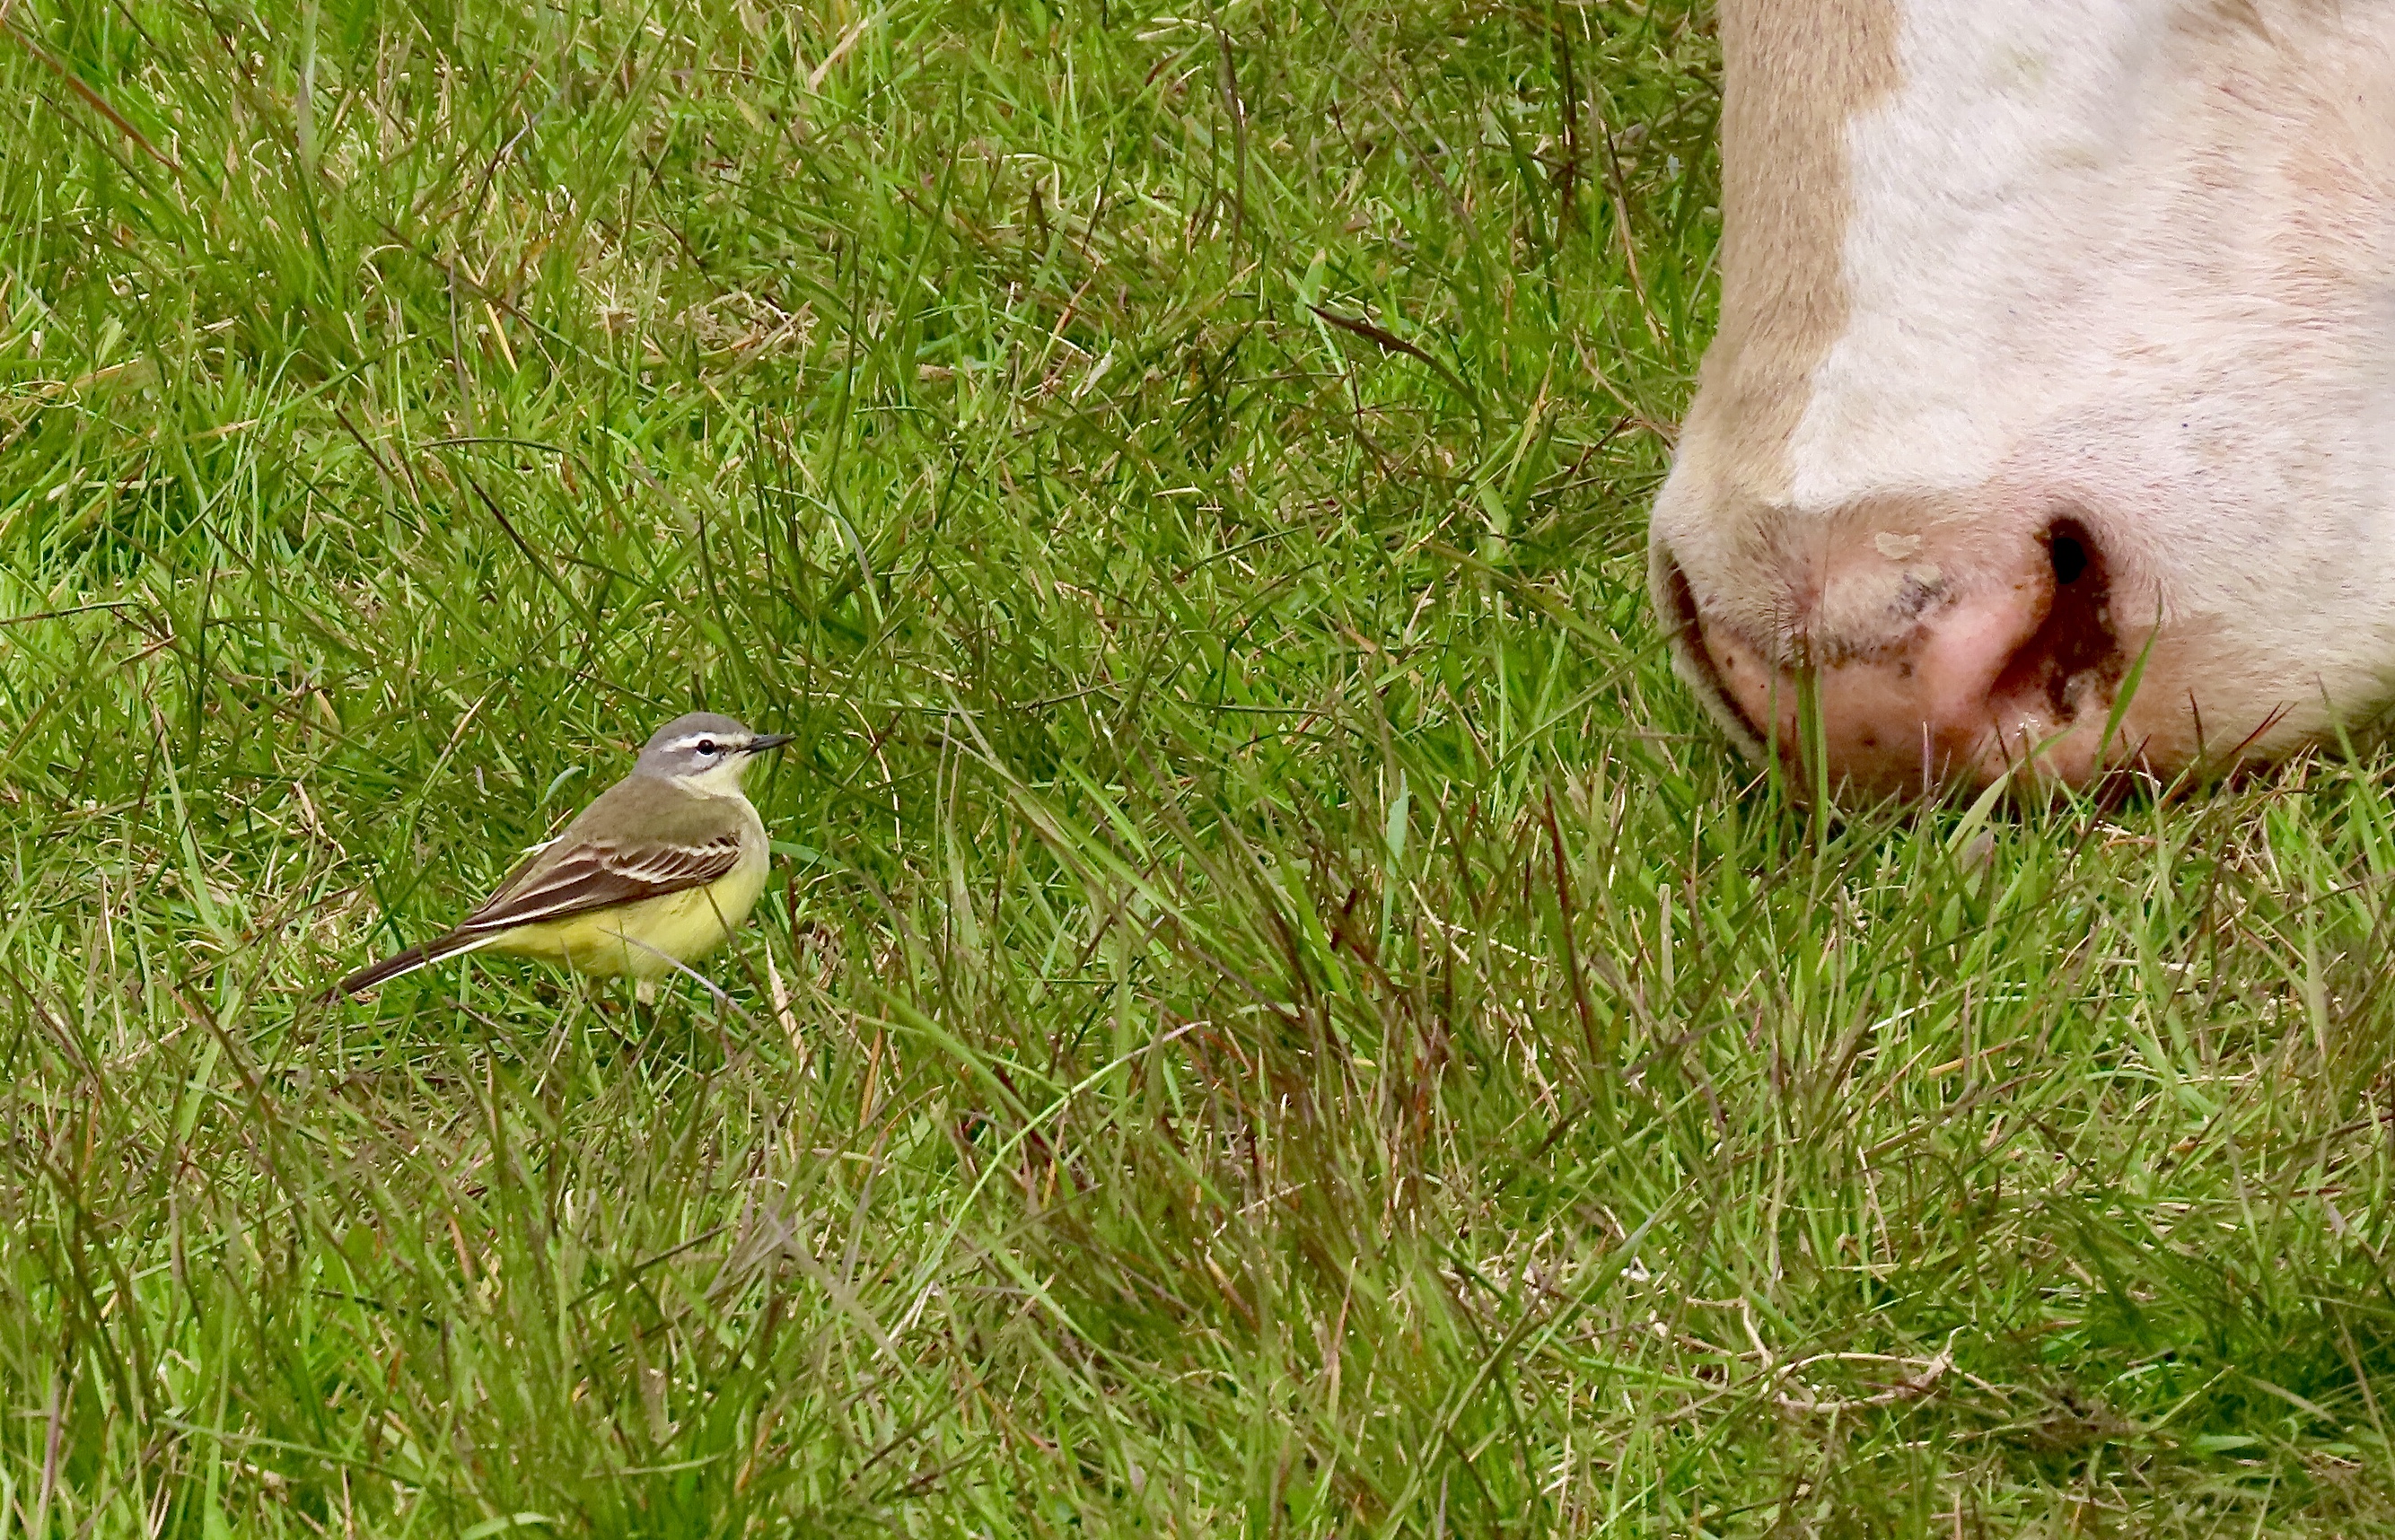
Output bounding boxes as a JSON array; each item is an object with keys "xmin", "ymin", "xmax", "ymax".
[{"xmin": 6, "ymin": 0, "xmax": 2395, "ymax": 1532}]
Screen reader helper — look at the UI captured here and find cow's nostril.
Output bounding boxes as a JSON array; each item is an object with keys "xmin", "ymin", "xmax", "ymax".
[
  {"xmin": 1993, "ymin": 516, "xmax": 2119, "ymax": 720},
  {"xmin": 1654, "ymin": 543, "xmax": 1773, "ymax": 754},
  {"xmin": 2050, "ymin": 528, "xmax": 2090, "ymax": 586}
]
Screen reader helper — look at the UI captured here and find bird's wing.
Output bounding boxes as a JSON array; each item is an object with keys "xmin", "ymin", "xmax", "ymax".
[{"xmin": 450, "ymin": 778, "xmax": 750, "ymax": 936}]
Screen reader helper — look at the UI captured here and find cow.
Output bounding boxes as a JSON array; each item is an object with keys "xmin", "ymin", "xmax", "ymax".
[{"xmin": 1646, "ymin": 0, "xmax": 2395, "ymax": 797}]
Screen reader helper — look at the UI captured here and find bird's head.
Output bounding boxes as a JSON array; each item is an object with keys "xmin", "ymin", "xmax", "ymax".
[{"xmin": 636, "ymin": 712, "xmax": 792, "ymax": 795}]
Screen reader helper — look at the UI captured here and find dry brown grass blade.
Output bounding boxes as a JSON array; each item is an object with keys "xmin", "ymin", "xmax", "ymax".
[{"xmin": 1, "ymin": 13, "xmax": 182, "ymax": 172}]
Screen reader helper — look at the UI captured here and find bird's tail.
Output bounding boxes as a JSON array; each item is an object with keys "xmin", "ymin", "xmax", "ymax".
[{"xmin": 335, "ymin": 934, "xmax": 460, "ymax": 998}]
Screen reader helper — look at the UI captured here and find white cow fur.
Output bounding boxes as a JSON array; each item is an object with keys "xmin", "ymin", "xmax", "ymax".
[{"xmin": 1654, "ymin": 0, "xmax": 2395, "ymax": 783}]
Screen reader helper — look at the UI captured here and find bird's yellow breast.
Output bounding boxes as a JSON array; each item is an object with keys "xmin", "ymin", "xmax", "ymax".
[{"xmin": 487, "ymin": 838, "xmax": 769, "ymax": 982}]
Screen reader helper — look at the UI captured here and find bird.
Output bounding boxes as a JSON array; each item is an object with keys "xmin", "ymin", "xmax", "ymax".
[{"xmin": 338, "ymin": 712, "xmax": 791, "ymax": 1003}]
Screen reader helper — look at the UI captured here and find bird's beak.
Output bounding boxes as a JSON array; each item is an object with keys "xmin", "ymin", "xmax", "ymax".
[{"xmin": 744, "ymin": 732, "xmax": 794, "ymax": 753}]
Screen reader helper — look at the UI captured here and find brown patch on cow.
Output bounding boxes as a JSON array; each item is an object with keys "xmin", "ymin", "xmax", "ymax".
[{"xmin": 1673, "ymin": 0, "xmax": 1902, "ymax": 504}]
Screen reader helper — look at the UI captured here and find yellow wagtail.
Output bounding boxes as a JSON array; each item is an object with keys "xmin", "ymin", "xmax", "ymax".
[{"xmin": 339, "ymin": 712, "xmax": 791, "ymax": 1002}]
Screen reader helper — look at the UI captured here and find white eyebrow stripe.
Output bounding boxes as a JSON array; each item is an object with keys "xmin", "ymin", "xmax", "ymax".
[{"xmin": 662, "ymin": 733, "xmax": 742, "ymax": 752}]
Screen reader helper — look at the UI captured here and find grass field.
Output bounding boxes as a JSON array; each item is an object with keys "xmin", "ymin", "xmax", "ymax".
[{"xmin": 9, "ymin": 0, "xmax": 2395, "ymax": 1533}]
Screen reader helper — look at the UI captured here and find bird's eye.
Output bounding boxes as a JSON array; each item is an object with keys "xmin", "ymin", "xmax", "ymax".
[{"xmin": 697, "ymin": 739, "xmax": 718, "ymax": 756}]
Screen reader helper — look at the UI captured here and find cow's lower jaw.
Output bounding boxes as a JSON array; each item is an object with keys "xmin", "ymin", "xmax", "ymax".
[{"xmin": 1660, "ymin": 519, "xmax": 2158, "ymax": 798}]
